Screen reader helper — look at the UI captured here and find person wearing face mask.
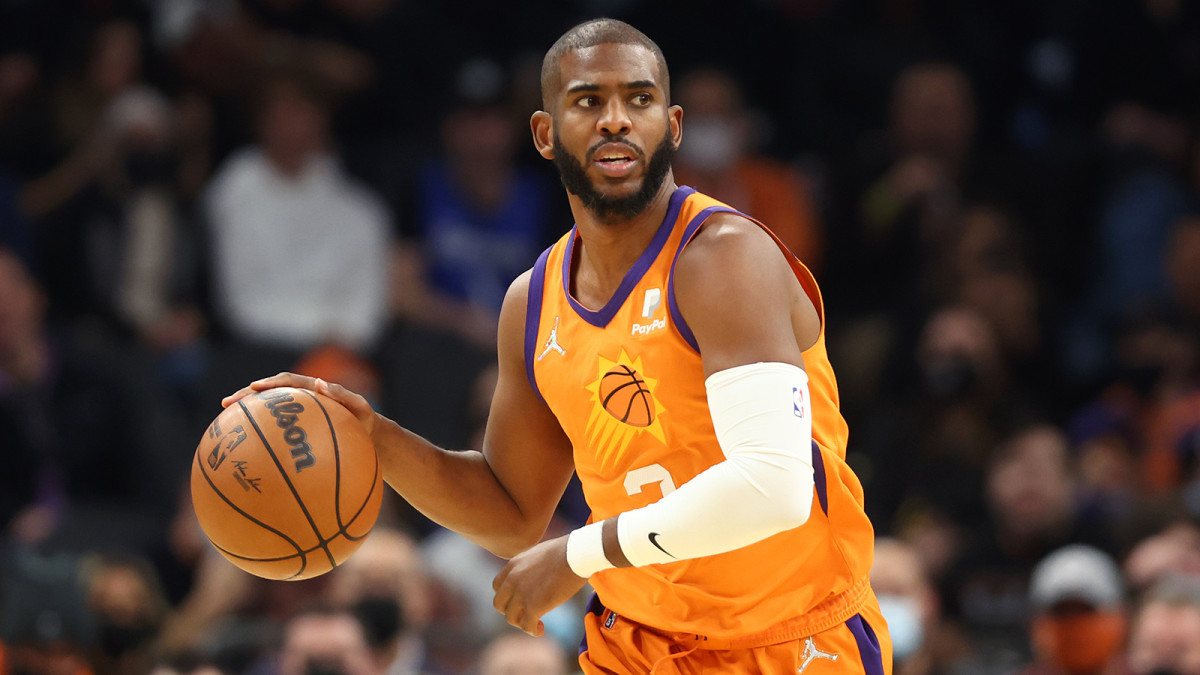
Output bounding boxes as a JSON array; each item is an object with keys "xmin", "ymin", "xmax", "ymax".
[
  {"xmin": 671, "ymin": 67, "xmax": 825, "ymax": 276},
  {"xmin": 1019, "ymin": 545, "xmax": 1127, "ymax": 675},
  {"xmin": 871, "ymin": 538, "xmax": 973, "ymax": 675}
]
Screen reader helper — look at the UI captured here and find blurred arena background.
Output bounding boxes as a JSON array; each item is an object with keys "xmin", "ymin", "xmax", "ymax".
[{"xmin": 2, "ymin": 1, "xmax": 1200, "ymax": 674}]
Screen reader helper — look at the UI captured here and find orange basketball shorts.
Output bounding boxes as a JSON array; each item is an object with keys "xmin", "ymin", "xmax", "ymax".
[{"xmin": 577, "ymin": 593, "xmax": 893, "ymax": 675}]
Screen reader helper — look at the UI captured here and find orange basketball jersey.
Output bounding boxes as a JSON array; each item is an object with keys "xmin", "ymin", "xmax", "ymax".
[{"xmin": 525, "ymin": 186, "xmax": 876, "ymax": 640}]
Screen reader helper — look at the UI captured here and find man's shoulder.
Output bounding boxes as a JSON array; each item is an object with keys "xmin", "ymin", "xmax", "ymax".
[
  {"xmin": 206, "ymin": 148, "xmax": 269, "ymax": 205},
  {"xmin": 331, "ymin": 174, "xmax": 391, "ymax": 227}
]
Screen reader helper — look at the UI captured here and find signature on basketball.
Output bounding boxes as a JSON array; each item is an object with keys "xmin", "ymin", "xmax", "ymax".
[{"xmin": 260, "ymin": 390, "xmax": 317, "ymax": 473}]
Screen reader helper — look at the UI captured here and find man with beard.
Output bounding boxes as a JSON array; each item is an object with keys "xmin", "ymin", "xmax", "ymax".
[{"xmin": 226, "ymin": 19, "xmax": 890, "ymax": 674}]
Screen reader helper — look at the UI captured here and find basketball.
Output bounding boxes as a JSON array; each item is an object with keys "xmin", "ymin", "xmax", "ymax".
[
  {"xmin": 190, "ymin": 387, "xmax": 383, "ymax": 580},
  {"xmin": 599, "ymin": 365, "xmax": 654, "ymax": 427}
]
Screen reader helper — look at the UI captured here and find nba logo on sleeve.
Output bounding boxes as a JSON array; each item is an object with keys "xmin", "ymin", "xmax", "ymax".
[{"xmin": 793, "ymin": 387, "xmax": 806, "ymax": 418}]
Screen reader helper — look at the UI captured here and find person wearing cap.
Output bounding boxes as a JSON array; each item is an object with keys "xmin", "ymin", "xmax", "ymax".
[{"xmin": 1019, "ymin": 544, "xmax": 1127, "ymax": 675}]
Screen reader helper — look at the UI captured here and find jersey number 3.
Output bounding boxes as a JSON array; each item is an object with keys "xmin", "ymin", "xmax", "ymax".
[{"xmin": 624, "ymin": 464, "xmax": 677, "ymax": 498}]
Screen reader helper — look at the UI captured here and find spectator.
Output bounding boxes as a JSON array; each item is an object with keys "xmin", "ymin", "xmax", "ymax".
[
  {"xmin": 204, "ymin": 69, "xmax": 390, "ymax": 354},
  {"xmin": 871, "ymin": 538, "xmax": 973, "ymax": 675},
  {"xmin": 278, "ymin": 606, "xmax": 382, "ymax": 675},
  {"xmin": 326, "ymin": 528, "xmax": 436, "ymax": 675},
  {"xmin": 1018, "ymin": 545, "xmax": 1126, "ymax": 675},
  {"xmin": 83, "ymin": 552, "xmax": 172, "ymax": 675},
  {"xmin": 391, "ymin": 59, "xmax": 553, "ymax": 348},
  {"xmin": 476, "ymin": 633, "xmax": 566, "ymax": 675},
  {"xmin": 1125, "ymin": 521, "xmax": 1200, "ymax": 592},
  {"xmin": 1127, "ymin": 575, "xmax": 1200, "ymax": 675},
  {"xmin": 829, "ymin": 62, "xmax": 978, "ymax": 318},
  {"xmin": 671, "ymin": 67, "xmax": 824, "ymax": 274},
  {"xmin": 946, "ymin": 423, "xmax": 1112, "ymax": 673},
  {"xmin": 0, "ymin": 246, "xmax": 180, "ymax": 554}
]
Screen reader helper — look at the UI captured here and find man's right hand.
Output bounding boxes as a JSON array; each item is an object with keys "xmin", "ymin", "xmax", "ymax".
[{"xmin": 221, "ymin": 372, "xmax": 378, "ymax": 436}]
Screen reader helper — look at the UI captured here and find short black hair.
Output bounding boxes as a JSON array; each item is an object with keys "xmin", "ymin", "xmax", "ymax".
[{"xmin": 540, "ymin": 18, "xmax": 669, "ymax": 109}]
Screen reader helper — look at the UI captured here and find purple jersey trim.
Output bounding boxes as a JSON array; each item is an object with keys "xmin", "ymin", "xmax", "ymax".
[
  {"xmin": 524, "ymin": 246, "xmax": 552, "ymax": 404},
  {"xmin": 847, "ymin": 614, "xmax": 886, "ymax": 675},
  {"xmin": 811, "ymin": 440, "xmax": 829, "ymax": 516},
  {"xmin": 562, "ymin": 186, "xmax": 694, "ymax": 328},
  {"xmin": 666, "ymin": 205, "xmax": 740, "ymax": 352}
]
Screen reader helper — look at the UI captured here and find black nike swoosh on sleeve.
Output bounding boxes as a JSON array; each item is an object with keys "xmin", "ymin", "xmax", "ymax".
[{"xmin": 648, "ymin": 532, "xmax": 677, "ymax": 558}]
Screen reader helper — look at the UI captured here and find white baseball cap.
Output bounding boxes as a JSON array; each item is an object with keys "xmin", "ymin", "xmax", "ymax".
[{"xmin": 1030, "ymin": 544, "xmax": 1123, "ymax": 610}]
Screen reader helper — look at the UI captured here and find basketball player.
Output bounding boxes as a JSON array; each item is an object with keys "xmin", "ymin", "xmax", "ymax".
[{"xmin": 227, "ymin": 19, "xmax": 892, "ymax": 674}]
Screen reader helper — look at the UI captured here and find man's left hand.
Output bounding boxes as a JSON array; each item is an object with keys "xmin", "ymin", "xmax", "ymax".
[{"xmin": 492, "ymin": 534, "xmax": 587, "ymax": 636}]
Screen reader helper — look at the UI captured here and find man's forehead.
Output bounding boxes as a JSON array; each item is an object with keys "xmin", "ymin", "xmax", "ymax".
[{"xmin": 558, "ymin": 43, "xmax": 662, "ymax": 90}]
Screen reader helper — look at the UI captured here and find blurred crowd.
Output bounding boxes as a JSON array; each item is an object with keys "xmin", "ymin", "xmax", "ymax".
[{"xmin": 2, "ymin": 0, "xmax": 1200, "ymax": 674}]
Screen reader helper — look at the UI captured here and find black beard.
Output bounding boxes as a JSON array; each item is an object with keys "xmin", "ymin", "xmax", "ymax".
[{"xmin": 552, "ymin": 131, "xmax": 675, "ymax": 222}]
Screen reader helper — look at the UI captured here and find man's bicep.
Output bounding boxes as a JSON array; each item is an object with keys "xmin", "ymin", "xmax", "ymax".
[
  {"xmin": 481, "ymin": 272, "xmax": 575, "ymax": 543},
  {"xmin": 673, "ymin": 215, "xmax": 812, "ymax": 376}
]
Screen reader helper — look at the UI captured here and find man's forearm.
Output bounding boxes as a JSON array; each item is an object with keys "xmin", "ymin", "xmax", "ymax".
[{"xmin": 370, "ymin": 415, "xmax": 538, "ymax": 556}]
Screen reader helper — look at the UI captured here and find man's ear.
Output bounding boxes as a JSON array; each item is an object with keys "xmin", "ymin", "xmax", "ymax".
[
  {"xmin": 668, "ymin": 104, "xmax": 683, "ymax": 150},
  {"xmin": 531, "ymin": 111, "xmax": 554, "ymax": 160}
]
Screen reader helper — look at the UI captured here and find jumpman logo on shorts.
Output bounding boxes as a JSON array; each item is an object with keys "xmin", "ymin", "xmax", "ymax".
[
  {"xmin": 797, "ymin": 636, "xmax": 838, "ymax": 673},
  {"xmin": 538, "ymin": 316, "xmax": 567, "ymax": 360}
]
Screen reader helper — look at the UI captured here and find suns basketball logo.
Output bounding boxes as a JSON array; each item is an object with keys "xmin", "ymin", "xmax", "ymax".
[{"xmin": 583, "ymin": 349, "xmax": 666, "ymax": 468}]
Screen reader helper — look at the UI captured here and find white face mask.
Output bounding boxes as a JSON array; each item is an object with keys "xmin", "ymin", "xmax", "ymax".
[
  {"xmin": 877, "ymin": 593, "xmax": 925, "ymax": 661},
  {"xmin": 678, "ymin": 117, "xmax": 741, "ymax": 172}
]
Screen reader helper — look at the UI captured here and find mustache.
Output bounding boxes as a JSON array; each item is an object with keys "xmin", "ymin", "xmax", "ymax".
[{"xmin": 586, "ymin": 137, "xmax": 644, "ymax": 162}]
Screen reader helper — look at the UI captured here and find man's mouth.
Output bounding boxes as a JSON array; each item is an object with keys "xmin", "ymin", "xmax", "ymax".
[{"xmin": 592, "ymin": 144, "xmax": 639, "ymax": 176}]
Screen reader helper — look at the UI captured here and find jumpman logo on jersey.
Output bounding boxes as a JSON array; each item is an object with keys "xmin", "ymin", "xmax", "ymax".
[
  {"xmin": 538, "ymin": 316, "xmax": 567, "ymax": 360},
  {"xmin": 797, "ymin": 636, "xmax": 838, "ymax": 673}
]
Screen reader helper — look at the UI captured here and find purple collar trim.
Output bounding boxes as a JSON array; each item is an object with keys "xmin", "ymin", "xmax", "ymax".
[{"xmin": 561, "ymin": 186, "xmax": 694, "ymax": 328}]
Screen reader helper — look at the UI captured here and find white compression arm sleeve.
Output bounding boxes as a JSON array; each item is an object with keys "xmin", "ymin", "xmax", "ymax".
[{"xmin": 610, "ymin": 362, "xmax": 815, "ymax": 568}]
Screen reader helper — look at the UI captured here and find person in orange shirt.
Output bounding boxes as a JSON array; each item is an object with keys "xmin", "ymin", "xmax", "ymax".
[
  {"xmin": 672, "ymin": 67, "xmax": 825, "ymax": 276},
  {"xmin": 228, "ymin": 18, "xmax": 890, "ymax": 674}
]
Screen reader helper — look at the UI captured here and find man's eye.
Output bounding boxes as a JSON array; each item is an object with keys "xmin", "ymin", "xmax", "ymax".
[
  {"xmin": 633, "ymin": 93, "xmax": 651, "ymax": 106},
  {"xmin": 578, "ymin": 96, "xmax": 599, "ymax": 107}
]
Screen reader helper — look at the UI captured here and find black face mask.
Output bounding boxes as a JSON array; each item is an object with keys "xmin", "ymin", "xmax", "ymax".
[
  {"xmin": 304, "ymin": 660, "xmax": 347, "ymax": 675},
  {"xmin": 921, "ymin": 356, "xmax": 979, "ymax": 399},
  {"xmin": 1116, "ymin": 362, "xmax": 1167, "ymax": 398},
  {"xmin": 123, "ymin": 150, "xmax": 176, "ymax": 186},
  {"xmin": 353, "ymin": 595, "xmax": 403, "ymax": 648},
  {"xmin": 99, "ymin": 621, "xmax": 156, "ymax": 656}
]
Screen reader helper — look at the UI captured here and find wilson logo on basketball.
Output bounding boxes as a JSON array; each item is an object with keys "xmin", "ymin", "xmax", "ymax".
[
  {"xmin": 584, "ymin": 349, "xmax": 666, "ymax": 468},
  {"xmin": 259, "ymin": 390, "xmax": 317, "ymax": 472}
]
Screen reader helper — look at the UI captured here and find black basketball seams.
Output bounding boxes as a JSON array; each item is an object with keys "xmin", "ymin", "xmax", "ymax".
[
  {"xmin": 341, "ymin": 454, "xmax": 380, "ymax": 541},
  {"xmin": 195, "ymin": 448, "xmax": 308, "ymax": 578},
  {"xmin": 300, "ymin": 391, "xmax": 345, "ymax": 531},
  {"xmin": 300, "ymin": 390, "xmax": 379, "ymax": 541},
  {"xmin": 238, "ymin": 399, "xmax": 338, "ymax": 570},
  {"xmin": 209, "ymin": 541, "xmax": 308, "ymax": 580}
]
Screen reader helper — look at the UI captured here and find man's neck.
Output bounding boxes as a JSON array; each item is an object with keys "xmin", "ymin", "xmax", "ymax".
[
  {"xmin": 567, "ymin": 178, "xmax": 677, "ymax": 305},
  {"xmin": 265, "ymin": 146, "xmax": 323, "ymax": 180}
]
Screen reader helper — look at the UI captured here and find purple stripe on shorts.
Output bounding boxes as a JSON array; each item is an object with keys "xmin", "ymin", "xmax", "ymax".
[
  {"xmin": 579, "ymin": 593, "xmax": 606, "ymax": 656},
  {"xmin": 563, "ymin": 186, "xmax": 693, "ymax": 328},
  {"xmin": 847, "ymin": 614, "xmax": 886, "ymax": 675},
  {"xmin": 666, "ymin": 205, "xmax": 739, "ymax": 352},
  {"xmin": 524, "ymin": 245, "xmax": 552, "ymax": 404},
  {"xmin": 811, "ymin": 440, "xmax": 828, "ymax": 516}
]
